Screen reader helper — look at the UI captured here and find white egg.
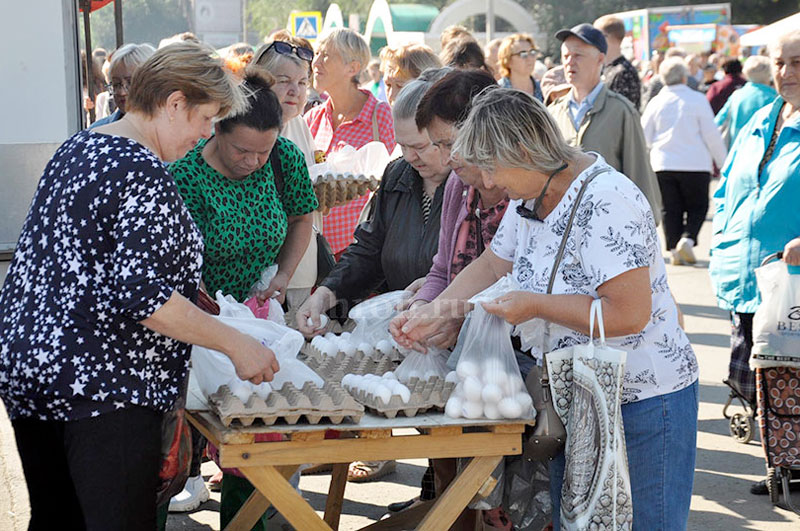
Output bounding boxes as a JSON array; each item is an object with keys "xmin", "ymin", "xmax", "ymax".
[
  {"xmin": 358, "ymin": 342, "xmax": 375, "ymax": 356},
  {"xmin": 505, "ymin": 375, "xmax": 524, "ymax": 394},
  {"xmin": 340, "ymin": 332, "xmax": 352, "ymax": 341},
  {"xmin": 456, "ymin": 360, "xmax": 479, "ymax": 379},
  {"xmin": 316, "ymin": 337, "xmax": 331, "ymax": 351},
  {"xmin": 482, "ymin": 369, "xmax": 507, "ymax": 388},
  {"xmin": 307, "ymin": 315, "xmax": 329, "ymax": 330},
  {"xmin": 515, "ymin": 392, "xmax": 534, "ymax": 411},
  {"xmin": 375, "ymin": 385, "xmax": 392, "ymax": 405},
  {"xmin": 341, "ymin": 374, "xmax": 354, "ymax": 387},
  {"xmin": 396, "ymin": 385, "xmax": 411, "ymax": 403},
  {"xmin": 227, "ymin": 379, "xmax": 251, "ymax": 402},
  {"xmin": 483, "ymin": 403, "xmax": 501, "ymax": 420},
  {"xmin": 462, "ymin": 401, "xmax": 484, "ymax": 419},
  {"xmin": 498, "ymin": 397, "xmax": 523, "ymax": 419},
  {"xmin": 445, "ymin": 396, "xmax": 463, "ymax": 418},
  {"xmin": 481, "ymin": 383, "xmax": 503, "ymax": 404},
  {"xmin": 324, "ymin": 332, "xmax": 336, "ymax": 340},
  {"xmin": 254, "ymin": 382, "xmax": 271, "ymax": 400},
  {"xmin": 463, "ymin": 376, "xmax": 483, "ymax": 402},
  {"xmin": 310, "ymin": 336, "xmax": 323, "ymax": 349},
  {"xmin": 322, "ymin": 344, "xmax": 338, "ymax": 357},
  {"xmin": 423, "ymin": 370, "xmax": 440, "ymax": 381},
  {"xmin": 382, "ymin": 371, "xmax": 397, "ymax": 380},
  {"xmin": 341, "ymin": 343, "xmax": 357, "ymax": 356},
  {"xmin": 375, "ymin": 339, "xmax": 393, "ymax": 354},
  {"xmin": 445, "ymin": 371, "xmax": 459, "ymax": 384},
  {"xmin": 404, "ymin": 370, "xmax": 421, "ymax": 382},
  {"xmin": 482, "ymin": 358, "xmax": 505, "ymax": 378}
]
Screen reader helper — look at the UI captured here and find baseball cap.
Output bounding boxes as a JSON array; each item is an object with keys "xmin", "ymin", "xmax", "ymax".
[{"xmin": 555, "ymin": 23, "xmax": 608, "ymax": 54}]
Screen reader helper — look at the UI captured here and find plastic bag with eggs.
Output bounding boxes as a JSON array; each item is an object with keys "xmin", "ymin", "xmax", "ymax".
[
  {"xmin": 393, "ymin": 347, "xmax": 449, "ymax": 383},
  {"xmin": 348, "ymin": 290, "xmax": 412, "ymax": 346},
  {"xmin": 444, "ymin": 305, "xmax": 534, "ymax": 421}
]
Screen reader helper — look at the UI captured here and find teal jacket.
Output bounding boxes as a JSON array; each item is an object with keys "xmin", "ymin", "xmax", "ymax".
[
  {"xmin": 710, "ymin": 97, "xmax": 800, "ymax": 313},
  {"xmin": 714, "ymin": 82, "xmax": 777, "ymax": 148}
]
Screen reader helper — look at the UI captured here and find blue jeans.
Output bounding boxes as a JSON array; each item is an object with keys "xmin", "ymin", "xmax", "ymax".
[{"xmin": 550, "ymin": 380, "xmax": 698, "ymax": 530}]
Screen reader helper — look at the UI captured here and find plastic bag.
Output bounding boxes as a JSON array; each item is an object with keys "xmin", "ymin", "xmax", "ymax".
[
  {"xmin": 308, "ymin": 141, "xmax": 391, "ymax": 180},
  {"xmin": 348, "ymin": 290, "xmax": 412, "ymax": 346},
  {"xmin": 546, "ymin": 300, "xmax": 633, "ymax": 530},
  {"xmin": 244, "ymin": 265, "xmax": 285, "ymax": 323},
  {"xmin": 393, "ymin": 347, "xmax": 449, "ymax": 383},
  {"xmin": 445, "ymin": 305, "xmax": 534, "ymax": 420},
  {"xmin": 190, "ymin": 307, "xmax": 318, "ymax": 401},
  {"xmin": 502, "ymin": 456, "xmax": 552, "ymax": 530},
  {"xmin": 752, "ymin": 260, "xmax": 800, "ymax": 368}
]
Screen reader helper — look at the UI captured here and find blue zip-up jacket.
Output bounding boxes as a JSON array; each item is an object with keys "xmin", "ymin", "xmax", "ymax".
[
  {"xmin": 710, "ymin": 97, "xmax": 800, "ymax": 313},
  {"xmin": 714, "ymin": 81, "xmax": 777, "ymax": 148}
]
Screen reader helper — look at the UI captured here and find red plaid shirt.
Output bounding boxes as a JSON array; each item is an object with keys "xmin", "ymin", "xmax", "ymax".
[{"xmin": 305, "ymin": 90, "xmax": 396, "ymax": 254}]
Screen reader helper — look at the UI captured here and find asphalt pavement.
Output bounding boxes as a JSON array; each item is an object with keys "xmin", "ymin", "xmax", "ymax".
[{"xmin": 1, "ymin": 206, "xmax": 799, "ymax": 530}]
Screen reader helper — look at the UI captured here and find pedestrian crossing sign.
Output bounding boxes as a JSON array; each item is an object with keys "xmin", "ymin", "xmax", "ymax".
[{"xmin": 290, "ymin": 11, "xmax": 322, "ymax": 42}]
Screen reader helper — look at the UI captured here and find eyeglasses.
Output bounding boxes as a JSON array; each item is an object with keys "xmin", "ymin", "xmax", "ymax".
[
  {"xmin": 266, "ymin": 41, "xmax": 314, "ymax": 63},
  {"xmin": 399, "ymin": 142, "xmax": 435, "ymax": 157},
  {"xmin": 106, "ymin": 77, "xmax": 132, "ymax": 94},
  {"xmin": 512, "ymin": 50, "xmax": 537, "ymax": 59}
]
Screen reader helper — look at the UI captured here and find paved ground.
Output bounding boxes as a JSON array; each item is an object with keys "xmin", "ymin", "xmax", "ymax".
[{"xmin": 1, "ymin": 209, "xmax": 799, "ymax": 530}]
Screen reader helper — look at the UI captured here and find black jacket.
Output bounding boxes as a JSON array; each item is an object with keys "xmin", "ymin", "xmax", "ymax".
[{"xmin": 321, "ymin": 157, "xmax": 445, "ymax": 305}]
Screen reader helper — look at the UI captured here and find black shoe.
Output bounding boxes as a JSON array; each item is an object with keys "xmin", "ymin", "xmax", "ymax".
[
  {"xmin": 750, "ymin": 479, "xmax": 769, "ymax": 495},
  {"xmin": 387, "ymin": 498, "xmax": 417, "ymax": 512}
]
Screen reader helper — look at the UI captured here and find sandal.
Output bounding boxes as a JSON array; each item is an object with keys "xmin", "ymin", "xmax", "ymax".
[
  {"xmin": 208, "ymin": 470, "xmax": 223, "ymax": 492},
  {"xmin": 347, "ymin": 460, "xmax": 397, "ymax": 483},
  {"xmin": 482, "ymin": 507, "xmax": 513, "ymax": 530}
]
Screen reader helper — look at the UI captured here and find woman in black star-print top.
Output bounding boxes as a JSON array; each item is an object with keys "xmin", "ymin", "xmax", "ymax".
[{"xmin": 0, "ymin": 43, "xmax": 280, "ymax": 530}]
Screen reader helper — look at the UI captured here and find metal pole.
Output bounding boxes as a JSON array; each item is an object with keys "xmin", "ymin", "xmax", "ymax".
[
  {"xmin": 82, "ymin": 0, "xmax": 96, "ymax": 124},
  {"xmin": 242, "ymin": 0, "xmax": 247, "ymax": 43},
  {"xmin": 114, "ymin": 0, "xmax": 124, "ymax": 47},
  {"xmin": 486, "ymin": 0, "xmax": 494, "ymax": 44}
]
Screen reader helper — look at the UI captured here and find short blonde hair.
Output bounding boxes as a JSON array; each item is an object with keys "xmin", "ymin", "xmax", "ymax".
[
  {"xmin": 497, "ymin": 34, "xmax": 537, "ymax": 78},
  {"xmin": 318, "ymin": 28, "xmax": 370, "ymax": 84},
  {"xmin": 127, "ymin": 42, "xmax": 246, "ymax": 120},
  {"xmin": 453, "ymin": 88, "xmax": 581, "ymax": 174},
  {"xmin": 380, "ymin": 44, "xmax": 441, "ymax": 82}
]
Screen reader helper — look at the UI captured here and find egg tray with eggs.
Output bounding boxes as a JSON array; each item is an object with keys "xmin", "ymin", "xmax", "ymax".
[
  {"xmin": 342, "ymin": 373, "xmax": 456, "ymax": 419},
  {"xmin": 303, "ymin": 333, "xmax": 404, "ymax": 363},
  {"xmin": 313, "ymin": 173, "xmax": 380, "ymax": 213},
  {"xmin": 208, "ymin": 380, "xmax": 364, "ymax": 427},
  {"xmin": 303, "ymin": 350, "xmax": 398, "ymax": 383}
]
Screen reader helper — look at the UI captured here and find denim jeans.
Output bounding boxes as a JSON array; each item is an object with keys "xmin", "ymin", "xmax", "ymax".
[{"xmin": 549, "ymin": 380, "xmax": 699, "ymax": 530}]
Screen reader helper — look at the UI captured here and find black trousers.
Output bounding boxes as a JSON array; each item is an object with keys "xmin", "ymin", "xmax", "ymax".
[
  {"xmin": 656, "ymin": 170, "xmax": 710, "ymax": 250},
  {"xmin": 12, "ymin": 406, "xmax": 162, "ymax": 531}
]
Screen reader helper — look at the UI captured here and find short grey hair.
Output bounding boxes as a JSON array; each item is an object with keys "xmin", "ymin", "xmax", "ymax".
[
  {"xmin": 659, "ymin": 58, "xmax": 688, "ymax": 86},
  {"xmin": 769, "ymin": 28, "xmax": 800, "ymax": 55},
  {"xmin": 110, "ymin": 43, "xmax": 156, "ymax": 77},
  {"xmin": 319, "ymin": 28, "xmax": 370, "ymax": 84},
  {"xmin": 743, "ymin": 55, "xmax": 772, "ymax": 85},
  {"xmin": 392, "ymin": 67, "xmax": 452, "ymax": 122},
  {"xmin": 453, "ymin": 88, "xmax": 581, "ymax": 174}
]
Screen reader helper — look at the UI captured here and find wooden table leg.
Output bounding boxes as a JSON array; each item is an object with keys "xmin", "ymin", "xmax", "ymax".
[
  {"xmin": 223, "ymin": 465, "xmax": 299, "ymax": 531},
  {"xmin": 417, "ymin": 455, "xmax": 504, "ymax": 531},
  {"xmin": 324, "ymin": 462, "xmax": 349, "ymax": 530},
  {"xmin": 242, "ymin": 465, "xmax": 332, "ymax": 531}
]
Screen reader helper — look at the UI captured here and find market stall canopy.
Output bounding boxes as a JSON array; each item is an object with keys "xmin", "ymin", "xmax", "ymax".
[
  {"xmin": 739, "ymin": 12, "xmax": 799, "ymax": 47},
  {"xmin": 79, "ymin": 0, "xmax": 114, "ymax": 12}
]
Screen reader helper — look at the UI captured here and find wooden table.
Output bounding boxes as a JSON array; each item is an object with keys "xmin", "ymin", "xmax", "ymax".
[{"xmin": 187, "ymin": 408, "xmax": 533, "ymax": 531}]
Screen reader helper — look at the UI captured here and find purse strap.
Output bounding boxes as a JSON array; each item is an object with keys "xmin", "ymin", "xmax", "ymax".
[{"xmin": 541, "ymin": 164, "xmax": 609, "ymax": 377}]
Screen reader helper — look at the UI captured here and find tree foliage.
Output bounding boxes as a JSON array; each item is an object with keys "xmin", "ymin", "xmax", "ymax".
[{"xmin": 82, "ymin": 0, "xmax": 191, "ymax": 51}]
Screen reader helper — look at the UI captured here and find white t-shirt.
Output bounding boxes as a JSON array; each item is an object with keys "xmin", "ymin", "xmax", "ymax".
[{"xmin": 491, "ymin": 154, "xmax": 698, "ymax": 403}]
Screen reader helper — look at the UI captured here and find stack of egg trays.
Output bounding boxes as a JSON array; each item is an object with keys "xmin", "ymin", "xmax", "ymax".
[
  {"xmin": 208, "ymin": 381, "xmax": 364, "ymax": 427},
  {"xmin": 312, "ymin": 173, "xmax": 379, "ymax": 211},
  {"xmin": 302, "ymin": 340, "xmax": 404, "ymax": 363},
  {"xmin": 304, "ymin": 350, "xmax": 398, "ymax": 383},
  {"xmin": 343, "ymin": 376, "xmax": 456, "ymax": 419}
]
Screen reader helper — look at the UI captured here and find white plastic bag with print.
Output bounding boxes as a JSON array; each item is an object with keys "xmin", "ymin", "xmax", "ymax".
[
  {"xmin": 751, "ymin": 259, "xmax": 800, "ymax": 368},
  {"xmin": 444, "ymin": 304, "xmax": 534, "ymax": 420},
  {"xmin": 348, "ymin": 290, "xmax": 412, "ymax": 347},
  {"xmin": 545, "ymin": 300, "xmax": 633, "ymax": 530},
  {"xmin": 191, "ymin": 298, "xmax": 321, "ymax": 402}
]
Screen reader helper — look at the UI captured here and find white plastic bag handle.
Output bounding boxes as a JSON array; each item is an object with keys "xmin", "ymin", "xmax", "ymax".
[{"xmin": 587, "ymin": 299, "xmax": 607, "ymax": 359}]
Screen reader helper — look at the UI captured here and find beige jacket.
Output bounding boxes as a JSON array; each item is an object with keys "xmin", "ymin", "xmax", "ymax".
[{"xmin": 548, "ymin": 84, "xmax": 663, "ymax": 224}]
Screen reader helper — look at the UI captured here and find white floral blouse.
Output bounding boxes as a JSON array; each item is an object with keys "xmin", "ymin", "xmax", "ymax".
[{"xmin": 491, "ymin": 154, "xmax": 698, "ymax": 403}]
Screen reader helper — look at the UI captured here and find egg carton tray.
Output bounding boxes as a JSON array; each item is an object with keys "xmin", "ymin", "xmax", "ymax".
[
  {"xmin": 302, "ymin": 341, "xmax": 404, "ymax": 363},
  {"xmin": 344, "ymin": 377, "xmax": 456, "ymax": 419},
  {"xmin": 303, "ymin": 350, "xmax": 398, "ymax": 383},
  {"xmin": 208, "ymin": 381, "xmax": 364, "ymax": 427},
  {"xmin": 312, "ymin": 173, "xmax": 380, "ymax": 212}
]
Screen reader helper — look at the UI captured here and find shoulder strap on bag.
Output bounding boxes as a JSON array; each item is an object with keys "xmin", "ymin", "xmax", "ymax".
[{"xmin": 371, "ymin": 102, "xmax": 380, "ymax": 142}]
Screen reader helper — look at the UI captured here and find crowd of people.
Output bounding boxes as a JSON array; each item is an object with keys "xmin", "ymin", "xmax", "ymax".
[{"xmin": 1, "ymin": 10, "xmax": 799, "ymax": 531}]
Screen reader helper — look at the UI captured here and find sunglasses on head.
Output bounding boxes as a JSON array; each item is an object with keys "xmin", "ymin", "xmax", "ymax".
[
  {"xmin": 512, "ymin": 50, "xmax": 537, "ymax": 59},
  {"xmin": 267, "ymin": 41, "xmax": 314, "ymax": 62}
]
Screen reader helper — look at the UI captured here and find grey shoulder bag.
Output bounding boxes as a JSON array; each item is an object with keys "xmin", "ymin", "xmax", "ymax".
[{"xmin": 523, "ymin": 165, "xmax": 609, "ymax": 461}]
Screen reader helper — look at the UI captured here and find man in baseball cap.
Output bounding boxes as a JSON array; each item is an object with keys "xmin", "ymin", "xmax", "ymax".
[{"xmin": 546, "ymin": 22, "xmax": 663, "ymax": 225}]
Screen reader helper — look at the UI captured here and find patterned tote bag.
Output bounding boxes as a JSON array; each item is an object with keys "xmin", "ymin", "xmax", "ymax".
[{"xmin": 547, "ymin": 299, "xmax": 634, "ymax": 530}]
